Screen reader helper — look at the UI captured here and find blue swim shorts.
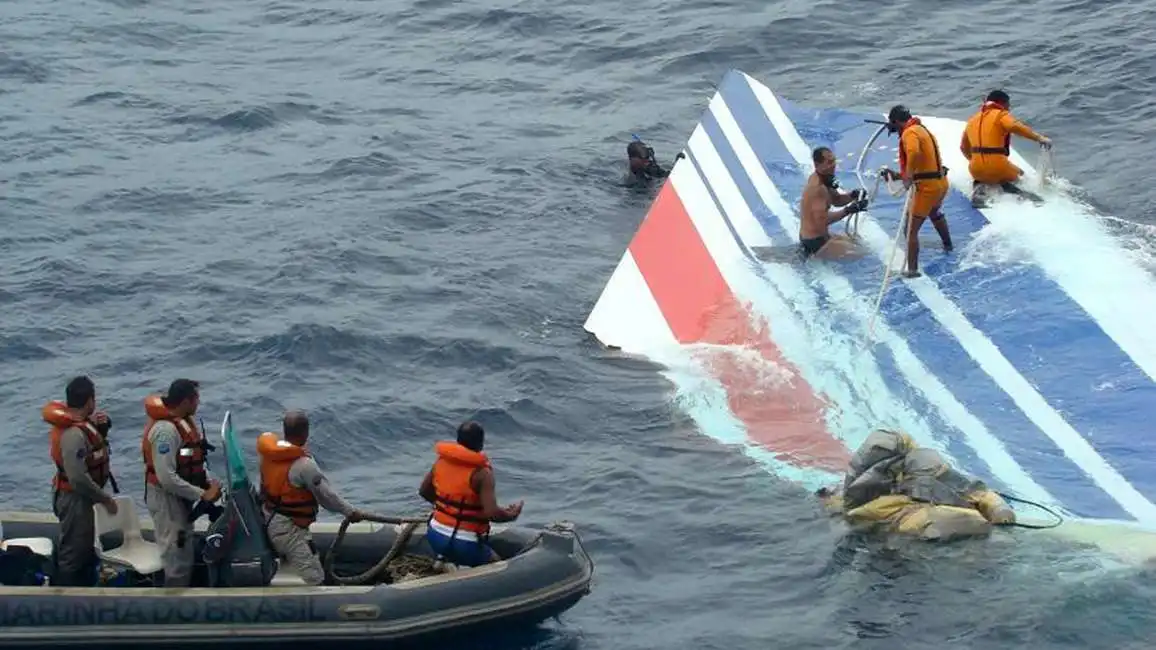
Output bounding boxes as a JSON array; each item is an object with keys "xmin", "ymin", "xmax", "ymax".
[{"xmin": 425, "ymin": 523, "xmax": 495, "ymax": 567}]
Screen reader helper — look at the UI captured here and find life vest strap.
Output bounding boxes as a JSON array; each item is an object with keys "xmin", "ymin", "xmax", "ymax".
[
  {"xmin": 972, "ymin": 146, "xmax": 1009, "ymax": 155},
  {"xmin": 435, "ymin": 493, "xmax": 483, "ymax": 510},
  {"xmin": 901, "ymin": 123, "xmax": 946, "ymax": 182},
  {"xmin": 53, "ymin": 438, "xmax": 110, "ymax": 491},
  {"xmin": 260, "ymin": 490, "xmax": 317, "ymax": 510},
  {"xmin": 433, "ymin": 501, "xmax": 489, "ymax": 523},
  {"xmin": 54, "ymin": 463, "xmax": 70, "ymax": 489},
  {"xmin": 259, "ymin": 487, "xmax": 318, "ymax": 521}
]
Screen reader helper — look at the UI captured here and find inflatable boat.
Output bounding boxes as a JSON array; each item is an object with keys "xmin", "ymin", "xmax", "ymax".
[{"xmin": 0, "ymin": 412, "xmax": 594, "ymax": 648}]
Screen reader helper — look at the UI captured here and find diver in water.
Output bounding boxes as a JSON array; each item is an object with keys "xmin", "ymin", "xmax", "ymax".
[
  {"xmin": 960, "ymin": 90, "xmax": 1052, "ymax": 207},
  {"xmin": 625, "ymin": 138, "xmax": 685, "ymax": 185},
  {"xmin": 798, "ymin": 146, "xmax": 869, "ymax": 261}
]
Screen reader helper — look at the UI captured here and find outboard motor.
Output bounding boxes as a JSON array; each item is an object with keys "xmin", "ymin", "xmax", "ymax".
[{"xmin": 203, "ymin": 483, "xmax": 277, "ymax": 588}]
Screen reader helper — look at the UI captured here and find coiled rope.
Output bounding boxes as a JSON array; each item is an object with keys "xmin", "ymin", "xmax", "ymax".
[{"xmin": 322, "ymin": 513, "xmax": 430, "ymax": 586}]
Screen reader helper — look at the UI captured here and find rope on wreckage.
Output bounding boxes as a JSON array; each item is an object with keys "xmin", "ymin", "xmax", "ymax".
[{"xmin": 994, "ymin": 493, "xmax": 1064, "ymax": 529}]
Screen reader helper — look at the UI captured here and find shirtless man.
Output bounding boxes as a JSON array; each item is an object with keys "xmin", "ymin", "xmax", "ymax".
[{"xmin": 799, "ymin": 146, "xmax": 869, "ymax": 261}]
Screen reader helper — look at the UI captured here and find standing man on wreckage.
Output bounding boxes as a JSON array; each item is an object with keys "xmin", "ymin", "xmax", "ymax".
[
  {"xmin": 879, "ymin": 105, "xmax": 955, "ymax": 278},
  {"xmin": 141, "ymin": 379, "xmax": 223, "ymax": 587}
]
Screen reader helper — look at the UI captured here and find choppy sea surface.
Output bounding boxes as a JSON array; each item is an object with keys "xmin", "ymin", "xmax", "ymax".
[{"xmin": 4, "ymin": 0, "xmax": 1156, "ymax": 648}]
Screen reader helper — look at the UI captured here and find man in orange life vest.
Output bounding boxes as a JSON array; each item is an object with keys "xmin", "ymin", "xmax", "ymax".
[
  {"xmin": 258, "ymin": 410, "xmax": 369, "ymax": 585},
  {"xmin": 960, "ymin": 89, "xmax": 1052, "ymax": 205},
  {"xmin": 142, "ymin": 379, "xmax": 222, "ymax": 587},
  {"xmin": 418, "ymin": 421, "xmax": 523, "ymax": 566},
  {"xmin": 43, "ymin": 376, "xmax": 118, "ymax": 586},
  {"xmin": 880, "ymin": 105, "xmax": 954, "ymax": 278}
]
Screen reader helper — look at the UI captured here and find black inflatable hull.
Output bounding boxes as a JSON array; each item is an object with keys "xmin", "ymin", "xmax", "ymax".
[{"xmin": 0, "ymin": 512, "xmax": 593, "ymax": 648}]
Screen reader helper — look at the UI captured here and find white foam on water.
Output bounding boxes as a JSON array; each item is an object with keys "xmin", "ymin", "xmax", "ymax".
[
  {"xmin": 922, "ymin": 115, "xmax": 1156, "ymax": 386},
  {"xmin": 584, "ymin": 71, "xmax": 1156, "ymax": 571},
  {"xmin": 953, "ymin": 217, "xmax": 1037, "ymax": 275},
  {"xmin": 655, "ymin": 346, "xmax": 842, "ymax": 491},
  {"xmin": 700, "ymin": 89, "xmax": 1061, "ymax": 510},
  {"xmin": 745, "ymin": 73, "xmax": 1156, "ymax": 524},
  {"xmin": 680, "ymin": 128, "xmax": 944, "ymax": 460}
]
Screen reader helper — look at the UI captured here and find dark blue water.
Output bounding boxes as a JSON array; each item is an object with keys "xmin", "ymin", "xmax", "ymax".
[{"xmin": 4, "ymin": 0, "xmax": 1156, "ymax": 647}]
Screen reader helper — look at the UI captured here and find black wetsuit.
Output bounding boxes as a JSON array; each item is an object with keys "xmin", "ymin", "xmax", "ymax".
[{"xmin": 629, "ymin": 158, "xmax": 669, "ymax": 183}]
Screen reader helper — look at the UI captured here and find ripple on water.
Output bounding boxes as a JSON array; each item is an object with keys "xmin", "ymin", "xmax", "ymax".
[{"xmin": 3, "ymin": 0, "xmax": 1156, "ymax": 648}]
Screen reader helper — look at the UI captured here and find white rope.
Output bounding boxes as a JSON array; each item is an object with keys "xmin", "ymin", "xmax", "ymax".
[
  {"xmin": 845, "ymin": 123, "xmax": 914, "ymax": 347},
  {"xmin": 864, "ymin": 175, "xmax": 911, "ymax": 346}
]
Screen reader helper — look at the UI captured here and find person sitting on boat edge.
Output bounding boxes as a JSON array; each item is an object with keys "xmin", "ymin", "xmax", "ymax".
[
  {"xmin": 799, "ymin": 146, "xmax": 869, "ymax": 261},
  {"xmin": 418, "ymin": 420, "xmax": 523, "ymax": 567},
  {"xmin": 142, "ymin": 379, "xmax": 222, "ymax": 587},
  {"xmin": 815, "ymin": 428, "xmax": 1016, "ymax": 541},
  {"xmin": 43, "ymin": 376, "xmax": 118, "ymax": 586},
  {"xmin": 258, "ymin": 410, "xmax": 370, "ymax": 586},
  {"xmin": 960, "ymin": 89, "xmax": 1052, "ymax": 206},
  {"xmin": 625, "ymin": 137, "xmax": 685, "ymax": 185}
]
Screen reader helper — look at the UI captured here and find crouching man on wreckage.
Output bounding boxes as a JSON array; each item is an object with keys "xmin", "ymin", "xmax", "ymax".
[{"xmin": 815, "ymin": 429, "xmax": 1016, "ymax": 541}]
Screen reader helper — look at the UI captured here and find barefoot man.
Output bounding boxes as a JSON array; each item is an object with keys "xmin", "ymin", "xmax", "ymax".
[{"xmin": 799, "ymin": 146, "xmax": 869, "ymax": 261}]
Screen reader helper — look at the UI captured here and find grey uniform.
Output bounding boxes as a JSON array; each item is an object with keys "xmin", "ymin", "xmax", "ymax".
[
  {"xmin": 264, "ymin": 457, "xmax": 357, "ymax": 586},
  {"xmin": 145, "ymin": 420, "xmax": 213, "ymax": 588},
  {"xmin": 53, "ymin": 426, "xmax": 113, "ymax": 586}
]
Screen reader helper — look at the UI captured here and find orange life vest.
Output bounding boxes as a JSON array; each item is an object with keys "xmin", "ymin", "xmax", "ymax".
[
  {"xmin": 44, "ymin": 400, "xmax": 110, "ymax": 493},
  {"xmin": 140, "ymin": 395, "xmax": 208, "ymax": 489},
  {"xmin": 256, "ymin": 432, "xmax": 318, "ymax": 528},
  {"xmin": 897, "ymin": 117, "xmax": 945, "ymax": 181},
  {"xmin": 429, "ymin": 441, "xmax": 492, "ymax": 536},
  {"xmin": 964, "ymin": 101, "xmax": 1013, "ymax": 157}
]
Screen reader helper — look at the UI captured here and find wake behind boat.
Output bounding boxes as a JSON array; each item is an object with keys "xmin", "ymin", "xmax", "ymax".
[{"xmin": 0, "ymin": 411, "xmax": 593, "ymax": 648}]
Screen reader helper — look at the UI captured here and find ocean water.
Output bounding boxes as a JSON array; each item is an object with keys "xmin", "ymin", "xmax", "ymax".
[{"xmin": 3, "ymin": 0, "xmax": 1156, "ymax": 648}]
